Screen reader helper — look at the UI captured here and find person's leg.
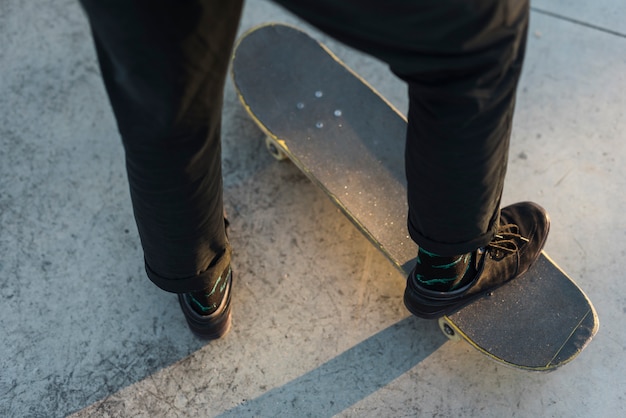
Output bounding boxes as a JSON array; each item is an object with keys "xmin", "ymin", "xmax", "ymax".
[
  {"xmin": 274, "ymin": 0, "xmax": 549, "ymax": 316},
  {"xmin": 275, "ymin": 0, "xmax": 526, "ymax": 253},
  {"xmin": 80, "ymin": 0, "xmax": 243, "ymax": 337}
]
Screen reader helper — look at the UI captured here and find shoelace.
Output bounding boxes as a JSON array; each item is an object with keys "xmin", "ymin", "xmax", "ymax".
[{"xmin": 486, "ymin": 223, "xmax": 529, "ymax": 260}]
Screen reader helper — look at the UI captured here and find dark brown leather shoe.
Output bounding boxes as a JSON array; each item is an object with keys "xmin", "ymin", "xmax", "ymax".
[{"xmin": 404, "ymin": 202, "xmax": 550, "ymax": 319}]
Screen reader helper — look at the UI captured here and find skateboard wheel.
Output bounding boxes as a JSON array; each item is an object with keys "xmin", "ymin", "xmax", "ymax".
[
  {"xmin": 265, "ymin": 136, "xmax": 287, "ymax": 161},
  {"xmin": 438, "ymin": 317, "xmax": 461, "ymax": 342}
]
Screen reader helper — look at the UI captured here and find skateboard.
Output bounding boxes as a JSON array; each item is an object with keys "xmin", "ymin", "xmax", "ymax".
[{"xmin": 231, "ymin": 23, "xmax": 599, "ymax": 371}]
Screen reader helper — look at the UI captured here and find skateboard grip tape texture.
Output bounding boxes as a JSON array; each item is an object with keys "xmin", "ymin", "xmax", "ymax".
[
  {"xmin": 232, "ymin": 23, "xmax": 417, "ymax": 273},
  {"xmin": 447, "ymin": 254, "xmax": 598, "ymax": 370}
]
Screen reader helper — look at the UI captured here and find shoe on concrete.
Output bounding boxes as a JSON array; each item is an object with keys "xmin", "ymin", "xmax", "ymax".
[
  {"xmin": 404, "ymin": 201, "xmax": 550, "ymax": 319},
  {"xmin": 178, "ymin": 266, "xmax": 233, "ymax": 339}
]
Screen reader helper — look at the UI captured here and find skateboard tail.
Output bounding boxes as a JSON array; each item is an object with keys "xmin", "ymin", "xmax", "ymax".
[
  {"xmin": 443, "ymin": 252, "xmax": 599, "ymax": 372},
  {"xmin": 544, "ymin": 301, "xmax": 599, "ymax": 369},
  {"xmin": 444, "ymin": 312, "xmax": 598, "ymax": 372},
  {"xmin": 539, "ymin": 253, "xmax": 600, "ymax": 369}
]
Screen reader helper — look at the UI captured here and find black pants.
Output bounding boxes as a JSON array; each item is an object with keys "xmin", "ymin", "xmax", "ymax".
[{"xmin": 80, "ymin": 0, "xmax": 529, "ymax": 293}]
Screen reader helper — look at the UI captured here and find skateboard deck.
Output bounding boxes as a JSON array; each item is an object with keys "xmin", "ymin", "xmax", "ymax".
[{"xmin": 231, "ymin": 23, "xmax": 598, "ymax": 371}]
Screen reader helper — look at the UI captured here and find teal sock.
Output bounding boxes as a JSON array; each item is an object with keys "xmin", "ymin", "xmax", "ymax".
[
  {"xmin": 189, "ymin": 267, "xmax": 230, "ymax": 315},
  {"xmin": 414, "ymin": 248, "xmax": 475, "ymax": 291}
]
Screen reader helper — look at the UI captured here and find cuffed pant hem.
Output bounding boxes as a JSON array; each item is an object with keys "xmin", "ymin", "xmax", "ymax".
[
  {"xmin": 408, "ymin": 219, "xmax": 498, "ymax": 257},
  {"xmin": 145, "ymin": 244, "xmax": 232, "ymax": 294}
]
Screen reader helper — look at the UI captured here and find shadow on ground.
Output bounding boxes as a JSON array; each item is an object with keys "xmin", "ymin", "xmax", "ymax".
[{"xmin": 217, "ymin": 316, "xmax": 444, "ymax": 418}]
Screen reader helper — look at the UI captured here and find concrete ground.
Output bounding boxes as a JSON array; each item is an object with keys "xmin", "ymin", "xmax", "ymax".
[{"xmin": 1, "ymin": 1, "xmax": 624, "ymax": 417}]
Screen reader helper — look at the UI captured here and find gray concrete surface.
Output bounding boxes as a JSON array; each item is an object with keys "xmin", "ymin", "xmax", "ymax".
[
  {"xmin": 1, "ymin": 1, "xmax": 624, "ymax": 417},
  {"xmin": 532, "ymin": 0, "xmax": 626, "ymax": 36}
]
